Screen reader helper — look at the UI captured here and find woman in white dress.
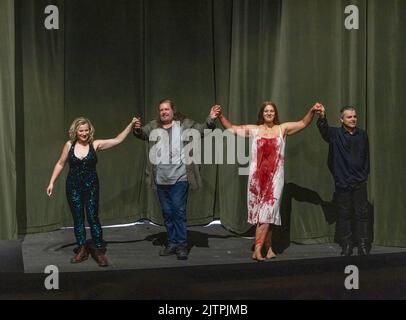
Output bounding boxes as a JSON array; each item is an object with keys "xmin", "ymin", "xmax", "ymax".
[{"xmin": 217, "ymin": 101, "xmax": 322, "ymax": 261}]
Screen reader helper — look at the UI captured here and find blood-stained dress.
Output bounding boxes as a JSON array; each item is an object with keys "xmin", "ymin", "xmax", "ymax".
[{"xmin": 247, "ymin": 127, "xmax": 285, "ymax": 225}]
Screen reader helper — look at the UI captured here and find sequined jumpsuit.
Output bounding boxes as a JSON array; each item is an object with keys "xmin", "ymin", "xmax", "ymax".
[{"xmin": 66, "ymin": 142, "xmax": 104, "ymax": 248}]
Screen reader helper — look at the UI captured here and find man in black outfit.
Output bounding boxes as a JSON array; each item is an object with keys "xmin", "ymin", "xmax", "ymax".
[{"xmin": 316, "ymin": 105, "xmax": 371, "ymax": 256}]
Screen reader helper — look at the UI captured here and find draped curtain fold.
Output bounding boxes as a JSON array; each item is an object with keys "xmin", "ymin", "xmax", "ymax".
[
  {"xmin": 0, "ymin": 0, "xmax": 17, "ymax": 240},
  {"xmin": 0, "ymin": 0, "xmax": 404, "ymax": 246}
]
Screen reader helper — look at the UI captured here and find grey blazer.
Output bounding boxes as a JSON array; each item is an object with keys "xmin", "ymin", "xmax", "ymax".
[{"xmin": 133, "ymin": 117, "xmax": 216, "ymax": 191}]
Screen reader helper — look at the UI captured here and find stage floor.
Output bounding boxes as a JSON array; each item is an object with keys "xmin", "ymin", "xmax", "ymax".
[
  {"xmin": 18, "ymin": 224, "xmax": 406, "ymax": 273},
  {"xmin": 1, "ymin": 224, "xmax": 406, "ymax": 299}
]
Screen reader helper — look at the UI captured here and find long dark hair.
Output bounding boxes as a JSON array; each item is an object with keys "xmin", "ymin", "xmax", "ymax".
[
  {"xmin": 157, "ymin": 98, "xmax": 186, "ymax": 126},
  {"xmin": 256, "ymin": 101, "xmax": 280, "ymax": 125}
]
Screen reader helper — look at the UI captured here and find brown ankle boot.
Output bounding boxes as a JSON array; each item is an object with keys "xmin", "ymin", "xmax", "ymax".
[
  {"xmin": 94, "ymin": 249, "xmax": 108, "ymax": 267},
  {"xmin": 71, "ymin": 246, "xmax": 88, "ymax": 263}
]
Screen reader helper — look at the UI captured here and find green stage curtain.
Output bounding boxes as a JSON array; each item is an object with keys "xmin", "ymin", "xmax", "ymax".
[
  {"xmin": 2, "ymin": 0, "xmax": 404, "ymax": 247},
  {"xmin": 0, "ymin": 0, "xmax": 17, "ymax": 240},
  {"xmin": 367, "ymin": 0, "xmax": 406, "ymax": 246},
  {"xmin": 16, "ymin": 0, "xmax": 65, "ymax": 234}
]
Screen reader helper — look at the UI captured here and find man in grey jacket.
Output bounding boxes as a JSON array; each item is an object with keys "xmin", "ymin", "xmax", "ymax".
[{"xmin": 133, "ymin": 98, "xmax": 220, "ymax": 260}]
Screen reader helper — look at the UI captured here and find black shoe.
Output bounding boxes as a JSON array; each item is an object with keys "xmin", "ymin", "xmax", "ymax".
[
  {"xmin": 358, "ymin": 246, "xmax": 370, "ymax": 256},
  {"xmin": 341, "ymin": 243, "xmax": 353, "ymax": 256},
  {"xmin": 176, "ymin": 246, "xmax": 188, "ymax": 260},
  {"xmin": 159, "ymin": 245, "xmax": 178, "ymax": 256},
  {"xmin": 358, "ymin": 240, "xmax": 371, "ymax": 256}
]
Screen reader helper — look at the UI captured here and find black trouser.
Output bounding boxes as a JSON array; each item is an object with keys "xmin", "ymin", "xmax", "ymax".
[{"xmin": 334, "ymin": 181, "xmax": 370, "ymax": 247}]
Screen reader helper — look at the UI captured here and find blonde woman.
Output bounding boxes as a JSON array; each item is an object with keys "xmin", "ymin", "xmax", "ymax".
[{"xmin": 46, "ymin": 117, "xmax": 136, "ymax": 266}]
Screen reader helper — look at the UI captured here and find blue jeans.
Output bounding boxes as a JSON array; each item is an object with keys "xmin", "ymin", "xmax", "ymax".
[{"xmin": 157, "ymin": 181, "xmax": 189, "ymax": 247}]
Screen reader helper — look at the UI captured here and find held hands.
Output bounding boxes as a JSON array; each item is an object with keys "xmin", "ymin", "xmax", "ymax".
[
  {"xmin": 133, "ymin": 116, "xmax": 142, "ymax": 129},
  {"xmin": 209, "ymin": 104, "xmax": 222, "ymax": 119},
  {"xmin": 312, "ymin": 102, "xmax": 325, "ymax": 118}
]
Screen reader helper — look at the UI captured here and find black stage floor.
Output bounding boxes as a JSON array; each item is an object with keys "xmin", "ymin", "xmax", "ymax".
[{"xmin": 1, "ymin": 224, "xmax": 406, "ymax": 299}]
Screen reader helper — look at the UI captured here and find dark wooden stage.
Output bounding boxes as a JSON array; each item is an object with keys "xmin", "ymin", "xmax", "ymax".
[{"xmin": 1, "ymin": 223, "xmax": 406, "ymax": 299}]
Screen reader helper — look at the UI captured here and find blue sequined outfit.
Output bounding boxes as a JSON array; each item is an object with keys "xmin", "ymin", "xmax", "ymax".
[{"xmin": 66, "ymin": 142, "xmax": 104, "ymax": 248}]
